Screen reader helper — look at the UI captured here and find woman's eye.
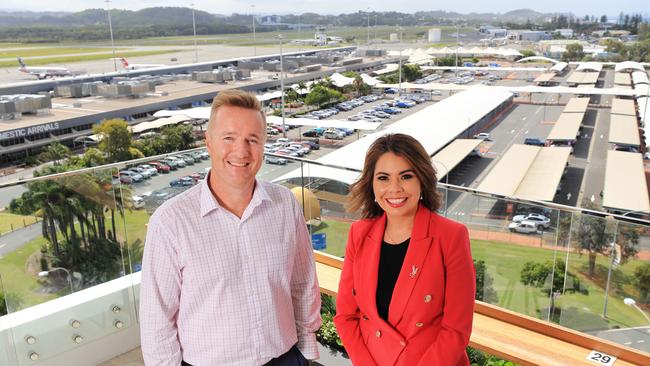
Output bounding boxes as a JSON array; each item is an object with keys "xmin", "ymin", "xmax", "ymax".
[
  {"xmin": 401, "ymin": 174, "xmax": 413, "ymax": 180},
  {"xmin": 377, "ymin": 176, "xmax": 388, "ymax": 181}
]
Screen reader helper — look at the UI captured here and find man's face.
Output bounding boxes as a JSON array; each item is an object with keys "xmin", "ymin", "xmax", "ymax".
[{"xmin": 206, "ymin": 105, "xmax": 265, "ymax": 188}]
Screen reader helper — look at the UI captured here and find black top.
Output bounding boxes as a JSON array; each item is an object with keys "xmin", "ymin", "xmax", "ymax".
[{"xmin": 376, "ymin": 238, "xmax": 410, "ymax": 322}]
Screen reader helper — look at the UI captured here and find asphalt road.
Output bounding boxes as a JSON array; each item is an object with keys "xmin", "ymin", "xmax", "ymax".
[{"xmin": 591, "ymin": 326, "xmax": 650, "ymax": 354}]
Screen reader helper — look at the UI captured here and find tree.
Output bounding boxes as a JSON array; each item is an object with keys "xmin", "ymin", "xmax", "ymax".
[
  {"xmin": 520, "ymin": 259, "xmax": 567, "ymax": 295},
  {"xmin": 304, "ymin": 85, "xmax": 342, "ymax": 109},
  {"xmin": 600, "ymin": 15, "xmax": 608, "ymax": 24},
  {"xmin": 474, "ymin": 260, "xmax": 498, "ymax": 303},
  {"xmin": 402, "ymin": 64, "xmax": 422, "ymax": 82},
  {"xmin": 79, "ymin": 148, "xmax": 105, "ymax": 167},
  {"xmin": 575, "ymin": 199, "xmax": 612, "ymax": 277},
  {"xmin": 563, "ymin": 43, "xmax": 584, "ymax": 61},
  {"xmin": 633, "ymin": 263, "xmax": 650, "ymax": 304},
  {"xmin": 93, "ymin": 119, "xmax": 137, "ymax": 163},
  {"xmin": 520, "ymin": 49, "xmax": 536, "ymax": 58},
  {"xmin": 39, "ymin": 142, "xmax": 70, "ymax": 165}
]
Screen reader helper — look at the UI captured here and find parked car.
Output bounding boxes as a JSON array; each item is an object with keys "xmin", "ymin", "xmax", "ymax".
[
  {"xmin": 149, "ymin": 161, "xmax": 171, "ymax": 173},
  {"xmin": 473, "ymin": 132, "xmax": 491, "ymax": 141},
  {"xmin": 512, "ymin": 213, "xmax": 551, "ymax": 230},
  {"xmin": 120, "ymin": 170, "xmax": 143, "ymax": 183},
  {"xmin": 508, "ymin": 221, "xmax": 539, "ymax": 234},
  {"xmin": 302, "ymin": 129, "xmax": 321, "ymax": 137},
  {"xmin": 301, "ymin": 140, "xmax": 320, "ymax": 150},
  {"xmin": 165, "ymin": 156, "xmax": 186, "ymax": 168},
  {"xmin": 128, "ymin": 167, "xmax": 152, "ymax": 179},
  {"xmin": 159, "ymin": 158, "xmax": 179, "ymax": 170},
  {"xmin": 265, "ymin": 156, "xmax": 288, "ymax": 165},
  {"xmin": 267, "ymin": 127, "xmax": 279, "ymax": 135},
  {"xmin": 348, "ymin": 115, "xmax": 362, "ymax": 121},
  {"xmin": 382, "ymin": 107, "xmax": 402, "ymax": 114},
  {"xmin": 361, "ymin": 115, "xmax": 381, "ymax": 123},
  {"xmin": 384, "ymin": 87, "xmax": 399, "ymax": 94},
  {"xmin": 373, "ymin": 111, "xmax": 391, "ymax": 119},
  {"xmin": 131, "ymin": 195, "xmax": 145, "ymax": 209},
  {"xmin": 169, "ymin": 176, "xmax": 196, "ymax": 187},
  {"xmin": 323, "ymin": 130, "xmax": 344, "ymax": 140},
  {"xmin": 138, "ymin": 164, "xmax": 159, "ymax": 176},
  {"xmin": 524, "ymin": 137, "xmax": 546, "ymax": 147}
]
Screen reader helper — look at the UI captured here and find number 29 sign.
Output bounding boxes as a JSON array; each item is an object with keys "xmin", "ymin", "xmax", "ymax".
[{"xmin": 586, "ymin": 350, "xmax": 617, "ymax": 365}]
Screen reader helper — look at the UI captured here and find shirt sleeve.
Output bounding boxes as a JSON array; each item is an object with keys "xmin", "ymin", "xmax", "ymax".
[
  {"xmin": 289, "ymin": 196, "xmax": 322, "ymax": 360},
  {"xmin": 139, "ymin": 212, "xmax": 183, "ymax": 366},
  {"xmin": 417, "ymin": 224, "xmax": 475, "ymax": 366}
]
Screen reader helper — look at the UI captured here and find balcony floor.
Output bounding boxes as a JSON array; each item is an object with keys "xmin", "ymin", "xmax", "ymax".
[{"xmin": 99, "ymin": 343, "xmax": 352, "ymax": 366}]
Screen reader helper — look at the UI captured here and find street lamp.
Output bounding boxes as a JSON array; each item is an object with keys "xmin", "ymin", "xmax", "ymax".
[
  {"xmin": 278, "ymin": 34, "xmax": 286, "ymax": 138},
  {"xmin": 105, "ymin": 0, "xmax": 117, "ymax": 72},
  {"xmin": 366, "ymin": 8, "xmax": 370, "ymax": 46},
  {"xmin": 38, "ymin": 267, "xmax": 75, "ymax": 295},
  {"xmin": 251, "ymin": 5, "xmax": 256, "ymax": 56},
  {"xmin": 624, "ymin": 298, "xmax": 650, "ymax": 324},
  {"xmin": 454, "ymin": 22, "xmax": 460, "ymax": 76},
  {"xmin": 191, "ymin": 3, "xmax": 198, "ymax": 63}
]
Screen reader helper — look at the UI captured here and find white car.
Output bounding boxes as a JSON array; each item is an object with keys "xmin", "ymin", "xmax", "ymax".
[
  {"xmin": 323, "ymin": 130, "xmax": 344, "ymax": 140},
  {"xmin": 512, "ymin": 213, "xmax": 551, "ymax": 229},
  {"xmin": 474, "ymin": 132, "xmax": 491, "ymax": 140},
  {"xmin": 131, "ymin": 195, "xmax": 145, "ymax": 209},
  {"xmin": 508, "ymin": 221, "xmax": 539, "ymax": 234}
]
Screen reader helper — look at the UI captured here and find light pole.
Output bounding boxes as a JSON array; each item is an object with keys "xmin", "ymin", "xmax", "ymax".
[
  {"xmin": 105, "ymin": 0, "xmax": 117, "ymax": 72},
  {"xmin": 251, "ymin": 5, "xmax": 256, "ymax": 56},
  {"xmin": 603, "ymin": 210, "xmax": 649, "ymax": 318},
  {"xmin": 191, "ymin": 3, "xmax": 198, "ymax": 63},
  {"xmin": 38, "ymin": 267, "xmax": 74, "ymax": 295},
  {"xmin": 367, "ymin": 8, "xmax": 370, "ymax": 46},
  {"xmin": 278, "ymin": 34, "xmax": 286, "ymax": 138},
  {"xmin": 398, "ymin": 26, "xmax": 403, "ymax": 94},
  {"xmin": 455, "ymin": 22, "xmax": 460, "ymax": 76},
  {"xmin": 624, "ymin": 298, "xmax": 650, "ymax": 324}
]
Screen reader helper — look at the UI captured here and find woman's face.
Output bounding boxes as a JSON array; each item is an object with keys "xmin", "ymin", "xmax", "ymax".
[{"xmin": 372, "ymin": 152, "xmax": 421, "ymax": 219}]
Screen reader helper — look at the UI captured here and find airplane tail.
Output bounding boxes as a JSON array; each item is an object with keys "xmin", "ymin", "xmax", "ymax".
[
  {"xmin": 17, "ymin": 57, "xmax": 26, "ymax": 68},
  {"xmin": 120, "ymin": 58, "xmax": 129, "ymax": 68}
]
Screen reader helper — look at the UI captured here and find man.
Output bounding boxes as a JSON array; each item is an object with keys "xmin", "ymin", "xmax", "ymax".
[{"xmin": 140, "ymin": 89, "xmax": 321, "ymax": 365}]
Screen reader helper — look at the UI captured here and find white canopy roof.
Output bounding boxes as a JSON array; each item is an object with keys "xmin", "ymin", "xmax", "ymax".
[
  {"xmin": 615, "ymin": 61, "xmax": 645, "ymax": 73},
  {"xmin": 360, "ymin": 73, "xmax": 381, "ymax": 86},
  {"xmin": 372, "ymin": 64, "xmax": 399, "ymax": 75},
  {"xmin": 329, "ymin": 72, "xmax": 355, "ymax": 88},
  {"xmin": 274, "ymin": 87, "xmax": 513, "ymax": 185},
  {"xmin": 425, "ymin": 47, "xmax": 522, "ymax": 58},
  {"xmin": 603, "ymin": 151, "xmax": 650, "ymax": 212},
  {"xmin": 632, "ymin": 71, "xmax": 649, "ymax": 85},
  {"xmin": 130, "ymin": 115, "xmax": 192, "ymax": 134},
  {"xmin": 576, "ymin": 62, "xmax": 603, "ymax": 73}
]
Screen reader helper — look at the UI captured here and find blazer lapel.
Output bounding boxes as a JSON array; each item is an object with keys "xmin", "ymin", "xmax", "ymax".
[
  {"xmin": 387, "ymin": 205, "xmax": 434, "ymax": 325},
  {"xmin": 363, "ymin": 214, "xmax": 386, "ymax": 319}
]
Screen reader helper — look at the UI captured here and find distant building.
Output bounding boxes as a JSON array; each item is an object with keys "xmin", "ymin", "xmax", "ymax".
[
  {"xmin": 260, "ymin": 15, "xmax": 281, "ymax": 25},
  {"xmin": 555, "ymin": 29, "xmax": 574, "ymax": 38},
  {"xmin": 507, "ymin": 30, "xmax": 551, "ymax": 42},
  {"xmin": 479, "ymin": 26, "xmax": 507, "ymax": 38},
  {"xmin": 428, "ymin": 28, "xmax": 442, "ymax": 43},
  {"xmin": 390, "ymin": 33, "xmax": 399, "ymax": 42}
]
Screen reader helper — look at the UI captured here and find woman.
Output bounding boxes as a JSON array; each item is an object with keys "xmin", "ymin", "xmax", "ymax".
[{"xmin": 334, "ymin": 133, "xmax": 475, "ymax": 366}]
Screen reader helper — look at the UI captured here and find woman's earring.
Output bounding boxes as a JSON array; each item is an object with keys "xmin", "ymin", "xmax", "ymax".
[{"xmin": 420, "ymin": 194, "xmax": 423, "ymax": 201}]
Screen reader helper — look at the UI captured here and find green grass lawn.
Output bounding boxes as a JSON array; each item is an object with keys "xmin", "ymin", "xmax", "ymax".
[
  {"xmin": 311, "ymin": 219, "xmax": 352, "ymax": 258},
  {"xmin": 0, "ymin": 47, "xmax": 126, "ymax": 59},
  {"xmin": 0, "ymin": 49, "xmax": 180, "ymax": 68},
  {"xmin": 0, "ymin": 237, "xmax": 58, "ymax": 311},
  {"xmin": 471, "ymin": 240, "xmax": 649, "ymax": 330},
  {"xmin": 0, "ymin": 212, "xmax": 40, "ymax": 235}
]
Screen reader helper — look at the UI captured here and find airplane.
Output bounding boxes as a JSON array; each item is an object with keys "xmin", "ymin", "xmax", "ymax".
[
  {"xmin": 17, "ymin": 57, "xmax": 73, "ymax": 79},
  {"xmin": 119, "ymin": 57, "xmax": 166, "ymax": 71}
]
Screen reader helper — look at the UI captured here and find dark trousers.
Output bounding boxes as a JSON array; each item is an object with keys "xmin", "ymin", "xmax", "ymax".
[{"xmin": 181, "ymin": 345, "xmax": 307, "ymax": 366}]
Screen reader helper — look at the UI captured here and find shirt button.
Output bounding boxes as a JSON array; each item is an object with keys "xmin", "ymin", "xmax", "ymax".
[
  {"xmin": 400, "ymin": 340, "xmax": 406, "ymax": 347},
  {"xmin": 424, "ymin": 295, "xmax": 432, "ymax": 303},
  {"xmin": 415, "ymin": 322, "xmax": 424, "ymax": 327},
  {"xmin": 375, "ymin": 330, "xmax": 381, "ymax": 338},
  {"xmin": 352, "ymin": 288, "xmax": 356, "ymax": 296}
]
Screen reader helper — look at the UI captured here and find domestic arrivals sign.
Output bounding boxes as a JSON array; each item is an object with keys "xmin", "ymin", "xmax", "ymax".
[{"xmin": 0, "ymin": 122, "xmax": 61, "ymax": 141}]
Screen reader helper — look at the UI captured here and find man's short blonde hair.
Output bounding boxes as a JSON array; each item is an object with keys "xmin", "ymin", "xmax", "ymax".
[{"xmin": 207, "ymin": 89, "xmax": 266, "ymax": 136}]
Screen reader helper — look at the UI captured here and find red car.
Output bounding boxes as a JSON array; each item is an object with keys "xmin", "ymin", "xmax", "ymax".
[{"xmin": 149, "ymin": 161, "xmax": 171, "ymax": 173}]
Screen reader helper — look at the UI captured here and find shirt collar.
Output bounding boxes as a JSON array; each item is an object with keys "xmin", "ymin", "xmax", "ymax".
[{"xmin": 200, "ymin": 173, "xmax": 272, "ymax": 217}]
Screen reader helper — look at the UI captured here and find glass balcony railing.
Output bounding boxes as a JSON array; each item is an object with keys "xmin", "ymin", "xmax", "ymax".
[{"xmin": 0, "ymin": 148, "xmax": 649, "ymax": 365}]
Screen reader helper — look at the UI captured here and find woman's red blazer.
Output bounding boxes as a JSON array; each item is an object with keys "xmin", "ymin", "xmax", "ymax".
[{"xmin": 334, "ymin": 204, "xmax": 476, "ymax": 366}]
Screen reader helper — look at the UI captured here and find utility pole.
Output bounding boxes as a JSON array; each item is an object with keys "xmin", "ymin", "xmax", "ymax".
[
  {"xmin": 252, "ymin": 5, "xmax": 256, "ymax": 56},
  {"xmin": 278, "ymin": 35, "xmax": 286, "ymax": 138},
  {"xmin": 191, "ymin": 3, "xmax": 198, "ymax": 63},
  {"xmin": 105, "ymin": 0, "xmax": 117, "ymax": 72},
  {"xmin": 367, "ymin": 9, "xmax": 370, "ymax": 46},
  {"xmin": 455, "ymin": 22, "xmax": 460, "ymax": 76}
]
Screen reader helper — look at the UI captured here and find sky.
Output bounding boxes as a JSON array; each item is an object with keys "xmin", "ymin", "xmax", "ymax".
[{"xmin": 1, "ymin": 0, "xmax": 647, "ymax": 17}]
